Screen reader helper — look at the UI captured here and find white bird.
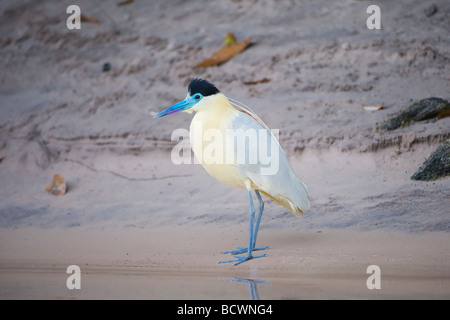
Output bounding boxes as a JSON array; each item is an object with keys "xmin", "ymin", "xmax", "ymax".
[{"xmin": 154, "ymin": 78, "xmax": 310, "ymax": 265}]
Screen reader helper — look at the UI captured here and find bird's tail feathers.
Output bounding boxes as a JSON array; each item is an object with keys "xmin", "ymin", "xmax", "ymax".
[{"xmin": 258, "ymin": 187, "xmax": 310, "ymax": 218}]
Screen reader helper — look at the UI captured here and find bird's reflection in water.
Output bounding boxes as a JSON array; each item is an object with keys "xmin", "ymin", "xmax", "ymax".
[{"xmin": 221, "ymin": 278, "xmax": 269, "ymax": 300}]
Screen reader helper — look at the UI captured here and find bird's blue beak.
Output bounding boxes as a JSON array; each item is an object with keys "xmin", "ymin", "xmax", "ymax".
[{"xmin": 153, "ymin": 95, "xmax": 199, "ymax": 118}]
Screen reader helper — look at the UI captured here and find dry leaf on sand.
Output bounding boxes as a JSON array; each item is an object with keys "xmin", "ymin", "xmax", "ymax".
[
  {"xmin": 362, "ymin": 104, "xmax": 384, "ymax": 111},
  {"xmin": 437, "ymin": 109, "xmax": 450, "ymax": 120},
  {"xmin": 243, "ymin": 78, "xmax": 271, "ymax": 85},
  {"xmin": 118, "ymin": 0, "xmax": 134, "ymax": 6},
  {"xmin": 45, "ymin": 173, "xmax": 67, "ymax": 196},
  {"xmin": 195, "ymin": 34, "xmax": 251, "ymax": 68},
  {"xmin": 80, "ymin": 14, "xmax": 100, "ymax": 24}
]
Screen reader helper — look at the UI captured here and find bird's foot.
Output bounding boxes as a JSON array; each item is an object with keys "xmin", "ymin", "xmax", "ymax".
[
  {"xmin": 222, "ymin": 245, "xmax": 270, "ymax": 255},
  {"xmin": 219, "ymin": 252, "xmax": 267, "ymax": 266},
  {"xmin": 219, "ymin": 245, "xmax": 269, "ymax": 266}
]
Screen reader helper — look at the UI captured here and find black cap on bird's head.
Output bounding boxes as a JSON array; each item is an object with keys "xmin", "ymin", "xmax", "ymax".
[
  {"xmin": 154, "ymin": 78, "xmax": 220, "ymax": 118},
  {"xmin": 188, "ymin": 78, "xmax": 220, "ymax": 97}
]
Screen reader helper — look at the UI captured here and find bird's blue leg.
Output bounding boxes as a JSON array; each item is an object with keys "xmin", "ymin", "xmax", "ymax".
[
  {"xmin": 252, "ymin": 190, "xmax": 270, "ymax": 250},
  {"xmin": 221, "ymin": 190, "xmax": 269, "ymax": 256},
  {"xmin": 219, "ymin": 190, "xmax": 268, "ymax": 265}
]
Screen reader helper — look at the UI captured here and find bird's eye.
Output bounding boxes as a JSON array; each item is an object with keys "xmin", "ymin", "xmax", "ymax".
[{"xmin": 194, "ymin": 94, "xmax": 201, "ymax": 100}]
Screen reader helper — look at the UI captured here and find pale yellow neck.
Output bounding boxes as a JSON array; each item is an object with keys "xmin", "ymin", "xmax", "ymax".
[
  {"xmin": 190, "ymin": 93, "xmax": 238, "ymax": 131},
  {"xmin": 188, "ymin": 93, "xmax": 244, "ymax": 188}
]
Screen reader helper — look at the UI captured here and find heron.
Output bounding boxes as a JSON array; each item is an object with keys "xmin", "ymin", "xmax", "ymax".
[{"xmin": 154, "ymin": 78, "xmax": 310, "ymax": 265}]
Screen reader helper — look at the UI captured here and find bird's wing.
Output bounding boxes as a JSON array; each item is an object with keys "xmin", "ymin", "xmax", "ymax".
[
  {"xmin": 227, "ymin": 102, "xmax": 310, "ymax": 215},
  {"xmin": 228, "ymin": 98, "xmax": 284, "ymax": 154}
]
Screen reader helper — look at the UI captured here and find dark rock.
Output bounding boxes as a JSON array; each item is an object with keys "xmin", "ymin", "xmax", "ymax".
[
  {"xmin": 380, "ymin": 97, "xmax": 450, "ymax": 131},
  {"xmin": 424, "ymin": 4, "xmax": 438, "ymax": 17},
  {"xmin": 102, "ymin": 62, "xmax": 111, "ymax": 72},
  {"xmin": 411, "ymin": 139, "xmax": 450, "ymax": 181}
]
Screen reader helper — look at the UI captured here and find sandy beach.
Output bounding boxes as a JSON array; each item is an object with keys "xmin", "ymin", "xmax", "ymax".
[{"xmin": 1, "ymin": 0, "xmax": 449, "ymax": 299}]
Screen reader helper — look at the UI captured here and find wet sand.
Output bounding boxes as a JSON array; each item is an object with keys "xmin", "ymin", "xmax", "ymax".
[{"xmin": 1, "ymin": 226, "xmax": 449, "ymax": 299}]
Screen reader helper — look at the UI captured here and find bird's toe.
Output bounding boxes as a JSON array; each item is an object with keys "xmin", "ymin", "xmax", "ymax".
[
  {"xmin": 222, "ymin": 245, "xmax": 270, "ymax": 255},
  {"xmin": 218, "ymin": 252, "xmax": 267, "ymax": 266}
]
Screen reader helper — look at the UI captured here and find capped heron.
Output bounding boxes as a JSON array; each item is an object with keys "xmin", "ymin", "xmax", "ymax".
[{"xmin": 154, "ymin": 78, "xmax": 310, "ymax": 265}]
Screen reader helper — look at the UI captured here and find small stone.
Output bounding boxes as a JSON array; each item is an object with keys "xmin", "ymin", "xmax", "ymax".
[
  {"xmin": 424, "ymin": 4, "xmax": 438, "ymax": 17},
  {"xmin": 411, "ymin": 139, "xmax": 450, "ymax": 181},
  {"xmin": 102, "ymin": 62, "xmax": 111, "ymax": 72}
]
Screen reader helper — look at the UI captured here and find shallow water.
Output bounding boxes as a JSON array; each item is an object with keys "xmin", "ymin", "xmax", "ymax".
[{"xmin": 1, "ymin": 268, "xmax": 448, "ymax": 300}]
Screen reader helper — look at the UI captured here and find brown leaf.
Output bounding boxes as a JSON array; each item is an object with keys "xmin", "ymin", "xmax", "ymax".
[
  {"xmin": 118, "ymin": 0, "xmax": 134, "ymax": 6},
  {"xmin": 45, "ymin": 173, "xmax": 67, "ymax": 196},
  {"xmin": 80, "ymin": 14, "xmax": 100, "ymax": 24},
  {"xmin": 194, "ymin": 38, "xmax": 252, "ymax": 68},
  {"xmin": 437, "ymin": 109, "xmax": 450, "ymax": 120},
  {"xmin": 243, "ymin": 78, "xmax": 271, "ymax": 85}
]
